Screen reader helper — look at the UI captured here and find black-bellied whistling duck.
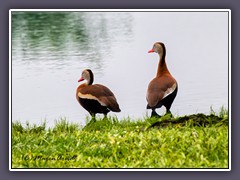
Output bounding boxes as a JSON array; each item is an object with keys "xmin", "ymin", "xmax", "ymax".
[
  {"xmin": 76, "ymin": 69, "xmax": 121, "ymax": 120},
  {"xmin": 147, "ymin": 42, "xmax": 178, "ymax": 117}
]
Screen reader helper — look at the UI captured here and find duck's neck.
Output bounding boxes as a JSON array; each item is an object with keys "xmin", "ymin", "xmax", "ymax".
[
  {"xmin": 78, "ymin": 78, "xmax": 93, "ymax": 89},
  {"xmin": 156, "ymin": 51, "xmax": 169, "ymax": 77},
  {"xmin": 88, "ymin": 72, "xmax": 94, "ymax": 85},
  {"xmin": 87, "ymin": 78, "xmax": 93, "ymax": 85}
]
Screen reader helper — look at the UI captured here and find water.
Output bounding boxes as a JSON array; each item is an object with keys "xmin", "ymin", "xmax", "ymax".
[{"xmin": 11, "ymin": 11, "xmax": 229, "ymax": 127}]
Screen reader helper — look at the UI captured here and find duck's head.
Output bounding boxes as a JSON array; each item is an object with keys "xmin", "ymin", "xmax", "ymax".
[
  {"xmin": 148, "ymin": 42, "xmax": 166, "ymax": 56},
  {"xmin": 78, "ymin": 69, "xmax": 94, "ymax": 85}
]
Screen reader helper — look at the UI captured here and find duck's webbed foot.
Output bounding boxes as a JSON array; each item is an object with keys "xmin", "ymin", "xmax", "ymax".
[
  {"xmin": 90, "ymin": 113, "xmax": 96, "ymax": 122},
  {"xmin": 151, "ymin": 109, "xmax": 161, "ymax": 118},
  {"xmin": 165, "ymin": 110, "xmax": 173, "ymax": 117},
  {"xmin": 103, "ymin": 114, "xmax": 108, "ymax": 120}
]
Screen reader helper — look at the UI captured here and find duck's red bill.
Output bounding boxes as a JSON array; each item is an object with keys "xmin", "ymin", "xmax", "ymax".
[
  {"xmin": 78, "ymin": 77, "xmax": 84, "ymax": 82},
  {"xmin": 148, "ymin": 49, "xmax": 154, "ymax": 53}
]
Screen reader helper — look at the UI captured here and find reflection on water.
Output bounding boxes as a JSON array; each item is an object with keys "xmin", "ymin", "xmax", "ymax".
[
  {"xmin": 12, "ymin": 11, "xmax": 229, "ymax": 127},
  {"xmin": 12, "ymin": 12, "xmax": 133, "ymax": 72}
]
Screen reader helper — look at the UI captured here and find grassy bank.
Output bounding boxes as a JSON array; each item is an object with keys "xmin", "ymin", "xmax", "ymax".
[{"xmin": 11, "ymin": 109, "xmax": 229, "ymax": 169}]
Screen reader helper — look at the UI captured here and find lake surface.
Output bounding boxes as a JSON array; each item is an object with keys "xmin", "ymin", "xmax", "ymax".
[{"xmin": 11, "ymin": 11, "xmax": 229, "ymax": 127}]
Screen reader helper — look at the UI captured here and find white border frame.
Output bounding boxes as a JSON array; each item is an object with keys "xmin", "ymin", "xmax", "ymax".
[{"xmin": 9, "ymin": 9, "xmax": 231, "ymax": 171}]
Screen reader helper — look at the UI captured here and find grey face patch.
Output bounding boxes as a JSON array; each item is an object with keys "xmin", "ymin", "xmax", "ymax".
[{"xmin": 82, "ymin": 69, "xmax": 94, "ymax": 85}]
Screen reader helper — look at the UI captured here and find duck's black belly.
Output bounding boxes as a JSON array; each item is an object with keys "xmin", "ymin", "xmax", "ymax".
[
  {"xmin": 79, "ymin": 98, "xmax": 110, "ymax": 115},
  {"xmin": 157, "ymin": 85, "xmax": 178, "ymax": 110}
]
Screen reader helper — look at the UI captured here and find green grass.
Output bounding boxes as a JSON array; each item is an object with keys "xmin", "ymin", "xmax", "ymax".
[{"xmin": 11, "ymin": 108, "xmax": 229, "ymax": 169}]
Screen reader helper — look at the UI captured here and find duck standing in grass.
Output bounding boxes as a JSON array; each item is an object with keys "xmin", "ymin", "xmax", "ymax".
[
  {"xmin": 76, "ymin": 69, "xmax": 121, "ymax": 121},
  {"xmin": 147, "ymin": 42, "xmax": 178, "ymax": 117}
]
